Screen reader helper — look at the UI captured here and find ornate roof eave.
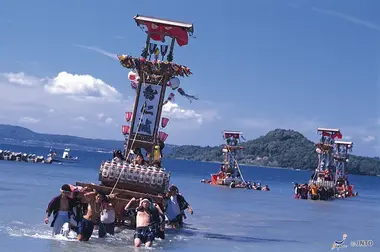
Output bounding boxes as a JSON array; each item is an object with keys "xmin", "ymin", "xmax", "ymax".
[{"xmin": 117, "ymin": 55, "xmax": 192, "ymax": 78}]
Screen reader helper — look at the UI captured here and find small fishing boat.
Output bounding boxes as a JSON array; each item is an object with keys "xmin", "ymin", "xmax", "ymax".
[{"xmin": 49, "ymin": 147, "xmax": 79, "ymax": 163}]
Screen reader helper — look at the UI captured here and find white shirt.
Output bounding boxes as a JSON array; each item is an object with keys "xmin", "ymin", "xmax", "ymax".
[
  {"xmin": 165, "ymin": 195, "xmax": 180, "ymax": 221},
  {"xmin": 100, "ymin": 209, "xmax": 115, "ymax": 224}
]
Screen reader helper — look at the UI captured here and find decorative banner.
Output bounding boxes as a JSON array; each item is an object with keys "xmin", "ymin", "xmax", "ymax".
[
  {"xmin": 125, "ymin": 112, "xmax": 133, "ymax": 122},
  {"xmin": 158, "ymin": 131, "xmax": 169, "ymax": 142},
  {"xmin": 122, "ymin": 125, "xmax": 130, "ymax": 135},
  {"xmin": 160, "ymin": 45, "xmax": 169, "ymax": 60},
  {"xmin": 331, "ymin": 132, "xmax": 343, "ymax": 139},
  {"xmin": 161, "ymin": 117, "xmax": 169, "ymax": 128},
  {"xmin": 167, "ymin": 77, "xmax": 180, "ymax": 90},
  {"xmin": 130, "ymin": 81, "xmax": 138, "ymax": 91},
  {"xmin": 177, "ymin": 88, "xmax": 198, "ymax": 102},
  {"xmin": 154, "ymin": 48, "xmax": 160, "ymax": 61},
  {"xmin": 223, "ymin": 131, "xmax": 242, "ymax": 140},
  {"xmin": 144, "ymin": 21, "xmax": 189, "ymax": 47},
  {"xmin": 322, "ymin": 131, "xmax": 343, "ymax": 139},
  {"xmin": 163, "ymin": 93, "xmax": 175, "ymax": 105},
  {"xmin": 149, "ymin": 43, "xmax": 157, "ymax": 60},
  {"xmin": 132, "ymin": 83, "xmax": 163, "ymax": 136}
]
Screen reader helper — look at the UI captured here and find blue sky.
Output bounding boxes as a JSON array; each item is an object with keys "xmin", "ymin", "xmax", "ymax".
[{"xmin": 0, "ymin": 0, "xmax": 379, "ymax": 157}]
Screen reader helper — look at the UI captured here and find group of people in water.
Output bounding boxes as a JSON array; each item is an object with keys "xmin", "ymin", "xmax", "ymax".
[
  {"xmin": 45, "ymin": 183, "xmax": 193, "ymax": 247},
  {"xmin": 294, "ymin": 177, "xmax": 357, "ymax": 201},
  {"xmin": 244, "ymin": 181, "xmax": 270, "ymax": 191},
  {"xmin": 200, "ymin": 163, "xmax": 271, "ymax": 191}
]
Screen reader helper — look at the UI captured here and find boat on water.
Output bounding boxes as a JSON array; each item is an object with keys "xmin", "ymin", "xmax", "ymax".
[
  {"xmin": 294, "ymin": 128, "xmax": 358, "ymax": 201},
  {"xmin": 48, "ymin": 147, "xmax": 79, "ymax": 163},
  {"xmin": 60, "ymin": 14, "xmax": 197, "ymax": 240},
  {"xmin": 204, "ymin": 131, "xmax": 246, "ymax": 188}
]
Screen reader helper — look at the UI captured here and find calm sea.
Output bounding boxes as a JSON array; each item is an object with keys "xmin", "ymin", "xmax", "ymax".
[{"xmin": 0, "ymin": 144, "xmax": 379, "ymax": 252}]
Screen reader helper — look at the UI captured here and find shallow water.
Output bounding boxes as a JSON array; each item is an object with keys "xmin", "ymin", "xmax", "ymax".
[{"xmin": 0, "ymin": 145, "xmax": 379, "ymax": 252}]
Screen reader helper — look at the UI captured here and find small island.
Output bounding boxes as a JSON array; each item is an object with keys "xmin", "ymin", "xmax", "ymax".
[{"xmin": 166, "ymin": 129, "xmax": 380, "ymax": 177}]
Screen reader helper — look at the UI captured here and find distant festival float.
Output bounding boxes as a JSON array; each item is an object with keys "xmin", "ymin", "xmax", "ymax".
[
  {"xmin": 201, "ymin": 131, "xmax": 249, "ymax": 188},
  {"xmin": 294, "ymin": 127, "xmax": 357, "ymax": 201},
  {"xmin": 74, "ymin": 15, "xmax": 196, "ymax": 228}
]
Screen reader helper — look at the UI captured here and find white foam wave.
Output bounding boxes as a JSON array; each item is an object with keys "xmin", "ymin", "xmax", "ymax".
[{"xmin": 1, "ymin": 219, "xmax": 198, "ymax": 250}]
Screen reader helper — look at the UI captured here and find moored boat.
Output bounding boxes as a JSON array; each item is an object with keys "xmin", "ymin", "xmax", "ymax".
[{"xmin": 48, "ymin": 147, "xmax": 79, "ymax": 163}]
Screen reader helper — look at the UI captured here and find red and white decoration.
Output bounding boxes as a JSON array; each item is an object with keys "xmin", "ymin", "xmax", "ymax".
[
  {"xmin": 125, "ymin": 112, "xmax": 133, "ymax": 122},
  {"xmin": 122, "ymin": 125, "xmax": 130, "ymax": 135},
  {"xmin": 158, "ymin": 131, "xmax": 169, "ymax": 142}
]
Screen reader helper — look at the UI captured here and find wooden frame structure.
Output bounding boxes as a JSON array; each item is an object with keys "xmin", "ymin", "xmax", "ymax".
[
  {"xmin": 334, "ymin": 140, "xmax": 353, "ymax": 183},
  {"xmin": 74, "ymin": 15, "xmax": 195, "ymax": 227}
]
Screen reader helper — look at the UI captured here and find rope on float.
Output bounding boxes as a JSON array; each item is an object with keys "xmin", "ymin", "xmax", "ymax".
[
  {"xmin": 232, "ymin": 155, "xmax": 246, "ymax": 184},
  {"xmin": 109, "ymin": 73, "xmax": 164, "ymax": 195}
]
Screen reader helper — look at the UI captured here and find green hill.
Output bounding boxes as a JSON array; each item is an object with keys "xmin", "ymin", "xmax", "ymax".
[
  {"xmin": 166, "ymin": 129, "xmax": 380, "ymax": 176},
  {"xmin": 0, "ymin": 124, "xmax": 175, "ymax": 154}
]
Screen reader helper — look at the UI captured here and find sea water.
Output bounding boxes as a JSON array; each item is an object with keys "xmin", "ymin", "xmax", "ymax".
[{"xmin": 0, "ymin": 144, "xmax": 378, "ymax": 252}]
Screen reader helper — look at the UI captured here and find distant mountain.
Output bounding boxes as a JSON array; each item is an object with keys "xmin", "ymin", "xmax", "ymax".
[
  {"xmin": 0, "ymin": 124, "xmax": 174, "ymax": 154},
  {"xmin": 167, "ymin": 129, "xmax": 380, "ymax": 176}
]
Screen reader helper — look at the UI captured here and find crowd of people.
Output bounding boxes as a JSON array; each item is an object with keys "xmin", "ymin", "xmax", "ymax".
[
  {"xmin": 244, "ymin": 181, "xmax": 270, "ymax": 191},
  {"xmin": 45, "ymin": 183, "xmax": 193, "ymax": 247},
  {"xmin": 293, "ymin": 179, "xmax": 357, "ymax": 201}
]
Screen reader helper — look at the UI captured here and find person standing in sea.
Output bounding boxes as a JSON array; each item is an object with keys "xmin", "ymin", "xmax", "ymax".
[
  {"xmin": 44, "ymin": 184, "xmax": 75, "ymax": 236},
  {"xmin": 98, "ymin": 197, "xmax": 116, "ymax": 238},
  {"xmin": 77, "ymin": 190, "xmax": 116, "ymax": 241},
  {"xmin": 164, "ymin": 185, "xmax": 193, "ymax": 228},
  {"xmin": 124, "ymin": 197, "xmax": 156, "ymax": 248}
]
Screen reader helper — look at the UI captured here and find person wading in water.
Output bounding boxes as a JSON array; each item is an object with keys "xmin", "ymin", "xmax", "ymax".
[
  {"xmin": 77, "ymin": 190, "xmax": 116, "ymax": 241},
  {"xmin": 45, "ymin": 184, "xmax": 75, "ymax": 236},
  {"xmin": 125, "ymin": 197, "xmax": 155, "ymax": 248}
]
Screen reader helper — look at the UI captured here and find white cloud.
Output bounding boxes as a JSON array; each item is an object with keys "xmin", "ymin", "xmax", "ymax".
[
  {"xmin": 44, "ymin": 71, "xmax": 121, "ymax": 99},
  {"xmin": 75, "ymin": 45, "xmax": 118, "ymax": 60},
  {"xmin": 98, "ymin": 113, "xmax": 105, "ymax": 120},
  {"xmin": 312, "ymin": 7, "xmax": 380, "ymax": 32},
  {"xmin": 162, "ymin": 102, "xmax": 203, "ymax": 124},
  {"xmin": 19, "ymin": 116, "xmax": 40, "ymax": 123},
  {"xmin": 362, "ymin": 135, "xmax": 375, "ymax": 142},
  {"xmin": 0, "ymin": 71, "xmax": 208, "ymax": 142},
  {"xmin": 74, "ymin": 116, "xmax": 86, "ymax": 122},
  {"xmin": 105, "ymin": 117, "xmax": 113, "ymax": 124},
  {"xmin": 1, "ymin": 72, "xmax": 44, "ymax": 86}
]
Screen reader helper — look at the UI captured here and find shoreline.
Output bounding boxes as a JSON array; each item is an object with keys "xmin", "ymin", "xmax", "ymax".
[
  {"xmin": 165, "ymin": 157, "xmax": 379, "ymax": 177},
  {"xmin": 170, "ymin": 158, "xmax": 309, "ymax": 171}
]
